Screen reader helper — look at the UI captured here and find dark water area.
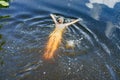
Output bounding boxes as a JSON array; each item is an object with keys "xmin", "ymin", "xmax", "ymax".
[{"xmin": 0, "ymin": 0, "xmax": 120, "ymax": 80}]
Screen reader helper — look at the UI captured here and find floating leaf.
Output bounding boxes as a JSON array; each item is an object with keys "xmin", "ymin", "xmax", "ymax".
[{"xmin": 0, "ymin": 1, "xmax": 9, "ymax": 7}]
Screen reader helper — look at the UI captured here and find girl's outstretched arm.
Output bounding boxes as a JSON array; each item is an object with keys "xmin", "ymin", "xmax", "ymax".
[
  {"xmin": 65, "ymin": 18, "xmax": 80, "ymax": 26},
  {"xmin": 50, "ymin": 14, "xmax": 58, "ymax": 24}
]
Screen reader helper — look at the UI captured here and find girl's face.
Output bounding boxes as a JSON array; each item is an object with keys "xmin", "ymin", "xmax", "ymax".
[{"xmin": 58, "ymin": 17, "xmax": 64, "ymax": 24}]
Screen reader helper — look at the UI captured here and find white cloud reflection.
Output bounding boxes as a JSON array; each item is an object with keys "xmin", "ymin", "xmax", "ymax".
[
  {"xmin": 86, "ymin": 0, "xmax": 120, "ymax": 8},
  {"xmin": 85, "ymin": 0, "xmax": 120, "ymax": 20},
  {"xmin": 105, "ymin": 22, "xmax": 116, "ymax": 39},
  {"xmin": 90, "ymin": 5, "xmax": 102, "ymax": 20}
]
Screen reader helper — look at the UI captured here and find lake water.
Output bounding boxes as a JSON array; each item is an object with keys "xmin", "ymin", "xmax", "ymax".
[{"xmin": 0, "ymin": 0, "xmax": 120, "ymax": 80}]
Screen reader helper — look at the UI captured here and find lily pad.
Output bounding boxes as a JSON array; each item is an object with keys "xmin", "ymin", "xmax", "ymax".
[{"xmin": 0, "ymin": 1, "xmax": 9, "ymax": 7}]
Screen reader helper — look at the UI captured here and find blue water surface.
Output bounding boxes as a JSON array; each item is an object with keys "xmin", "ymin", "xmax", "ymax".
[{"xmin": 0, "ymin": 0, "xmax": 120, "ymax": 80}]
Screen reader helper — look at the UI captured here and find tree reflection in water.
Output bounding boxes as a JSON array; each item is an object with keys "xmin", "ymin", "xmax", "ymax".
[
  {"xmin": 0, "ymin": 0, "xmax": 9, "ymax": 66},
  {"xmin": 0, "ymin": 24, "xmax": 5, "ymax": 66}
]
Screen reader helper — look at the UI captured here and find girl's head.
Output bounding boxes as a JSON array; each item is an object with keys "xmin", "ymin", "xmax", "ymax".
[{"xmin": 58, "ymin": 17, "xmax": 64, "ymax": 24}]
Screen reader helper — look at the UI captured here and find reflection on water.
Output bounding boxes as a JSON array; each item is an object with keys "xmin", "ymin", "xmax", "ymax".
[
  {"xmin": 0, "ymin": 0, "xmax": 9, "ymax": 66},
  {"xmin": 86, "ymin": 0, "xmax": 120, "ymax": 8},
  {"xmin": 0, "ymin": 23, "xmax": 5, "ymax": 66},
  {"xmin": 0, "ymin": 0, "xmax": 120, "ymax": 80}
]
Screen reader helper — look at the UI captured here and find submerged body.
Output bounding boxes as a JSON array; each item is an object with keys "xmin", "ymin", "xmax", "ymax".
[
  {"xmin": 43, "ymin": 14, "xmax": 80, "ymax": 60},
  {"xmin": 43, "ymin": 26, "xmax": 65, "ymax": 59}
]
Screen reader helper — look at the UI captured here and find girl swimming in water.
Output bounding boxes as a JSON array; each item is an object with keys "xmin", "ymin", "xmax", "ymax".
[{"xmin": 43, "ymin": 14, "xmax": 80, "ymax": 60}]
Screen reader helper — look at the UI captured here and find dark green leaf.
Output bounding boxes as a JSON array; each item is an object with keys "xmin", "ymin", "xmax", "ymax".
[
  {"xmin": 0, "ymin": 24, "xmax": 2, "ymax": 29},
  {"xmin": 0, "ymin": 41, "xmax": 5, "ymax": 46},
  {"xmin": 0, "ymin": 34, "xmax": 2, "ymax": 39},
  {"xmin": 0, "ymin": 15, "xmax": 10, "ymax": 19}
]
